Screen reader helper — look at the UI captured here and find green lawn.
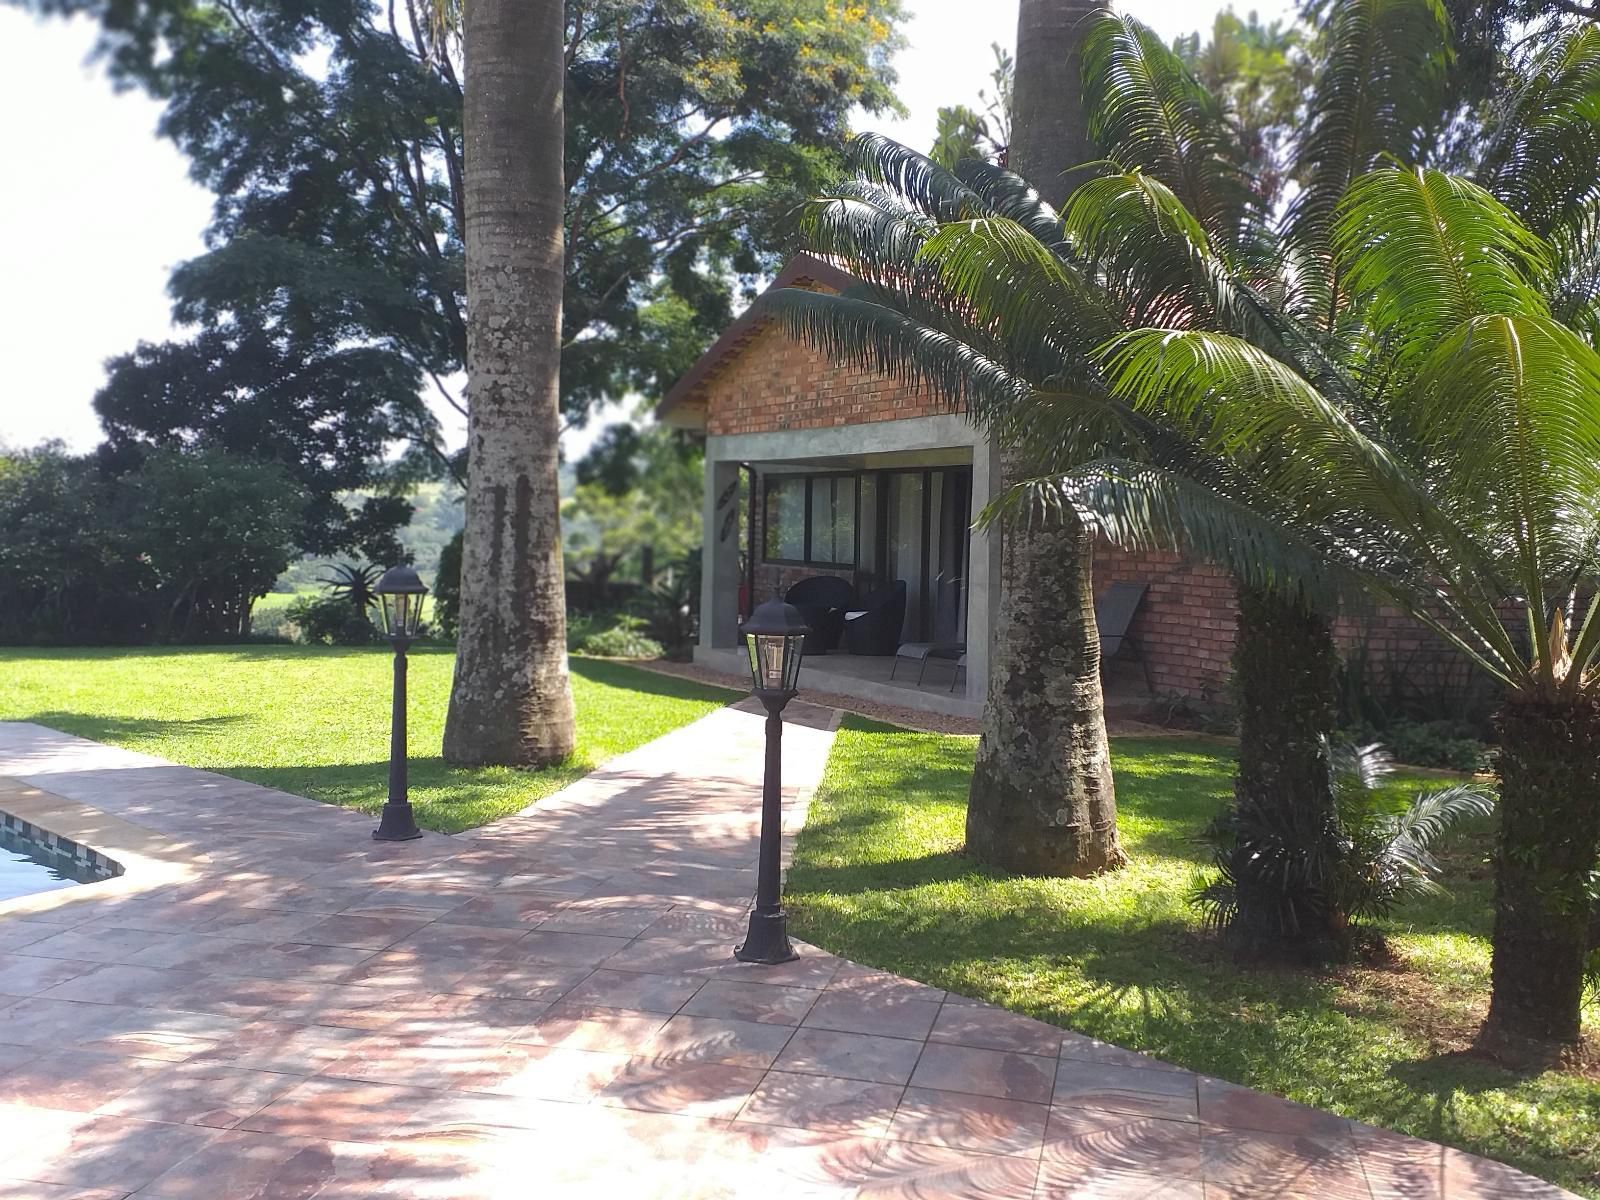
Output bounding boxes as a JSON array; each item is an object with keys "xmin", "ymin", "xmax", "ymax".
[
  {"xmin": 789, "ymin": 717, "xmax": 1600, "ymax": 1198},
  {"xmin": 0, "ymin": 646, "xmax": 735, "ymax": 833}
]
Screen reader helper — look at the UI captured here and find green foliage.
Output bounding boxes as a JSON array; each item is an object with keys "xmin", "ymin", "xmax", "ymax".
[
  {"xmin": 928, "ymin": 44, "xmax": 1012, "ymax": 170},
  {"xmin": 1340, "ymin": 718, "xmax": 1490, "ymax": 772},
  {"xmin": 285, "ymin": 594, "xmax": 383, "ymax": 647},
  {"xmin": 787, "ymin": 720, "xmax": 1597, "ymax": 1198},
  {"xmin": 0, "ymin": 444, "xmax": 156, "ymax": 645},
  {"xmin": 563, "ymin": 426, "xmax": 702, "ymax": 602},
  {"xmin": 574, "ymin": 615, "xmax": 664, "ymax": 660},
  {"xmin": 0, "ymin": 443, "xmax": 303, "ymax": 645},
  {"xmin": 317, "ymin": 563, "xmax": 383, "ymax": 612},
  {"xmin": 1194, "ymin": 738, "xmax": 1496, "ymax": 953},
  {"xmin": 27, "ymin": 0, "xmax": 907, "ymax": 484},
  {"xmin": 0, "ymin": 647, "xmax": 735, "ymax": 834},
  {"xmin": 432, "ymin": 531, "xmax": 463, "ymax": 640}
]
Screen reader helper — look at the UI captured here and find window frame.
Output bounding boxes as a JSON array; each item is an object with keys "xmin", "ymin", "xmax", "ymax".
[{"xmin": 761, "ymin": 470, "xmax": 860, "ymax": 569}]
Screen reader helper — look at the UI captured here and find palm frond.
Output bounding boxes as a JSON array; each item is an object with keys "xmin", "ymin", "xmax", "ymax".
[
  {"xmin": 1080, "ymin": 11, "xmax": 1256, "ymax": 249},
  {"xmin": 759, "ymin": 288, "xmax": 1046, "ymax": 445},
  {"xmin": 1479, "ymin": 25, "xmax": 1600, "ymax": 241},
  {"xmin": 953, "ymin": 160, "xmax": 1069, "ymax": 252},
  {"xmin": 846, "ymin": 133, "xmax": 988, "ymax": 223},
  {"xmin": 1334, "ymin": 167, "xmax": 1553, "ymax": 376},
  {"xmin": 915, "ymin": 216, "xmax": 1119, "ymax": 370},
  {"xmin": 1283, "ymin": 0, "xmax": 1452, "ymax": 312},
  {"xmin": 983, "ymin": 458, "xmax": 1364, "ymax": 609}
]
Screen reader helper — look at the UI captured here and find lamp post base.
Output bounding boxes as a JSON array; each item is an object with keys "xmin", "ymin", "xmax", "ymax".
[
  {"xmin": 372, "ymin": 803, "xmax": 423, "ymax": 842},
  {"xmin": 734, "ymin": 909, "xmax": 798, "ymax": 965}
]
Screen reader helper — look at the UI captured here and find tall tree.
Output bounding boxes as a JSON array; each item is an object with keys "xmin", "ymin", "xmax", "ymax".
[
  {"xmin": 442, "ymin": 0, "xmax": 574, "ymax": 766},
  {"xmin": 964, "ymin": 0, "xmax": 1124, "ymax": 876},
  {"xmin": 14, "ymin": 0, "xmax": 906, "ymax": 476}
]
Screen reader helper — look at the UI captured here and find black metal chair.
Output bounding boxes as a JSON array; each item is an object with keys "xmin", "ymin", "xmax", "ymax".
[
  {"xmin": 843, "ymin": 580, "xmax": 907, "ymax": 656},
  {"xmin": 785, "ymin": 576, "xmax": 855, "ymax": 654}
]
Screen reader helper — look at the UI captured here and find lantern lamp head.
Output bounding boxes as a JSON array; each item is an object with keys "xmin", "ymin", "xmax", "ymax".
[
  {"xmin": 374, "ymin": 565, "xmax": 428, "ymax": 641},
  {"xmin": 740, "ymin": 598, "xmax": 809, "ymax": 698}
]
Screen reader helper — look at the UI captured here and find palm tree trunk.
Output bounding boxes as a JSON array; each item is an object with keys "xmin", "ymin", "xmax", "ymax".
[
  {"xmin": 963, "ymin": 0, "xmax": 1125, "ymax": 878},
  {"xmin": 1227, "ymin": 583, "xmax": 1343, "ymax": 954},
  {"xmin": 967, "ymin": 496, "xmax": 1125, "ymax": 875},
  {"xmin": 1483, "ymin": 696, "xmax": 1600, "ymax": 1049},
  {"xmin": 1011, "ymin": 0, "xmax": 1106, "ymax": 208},
  {"xmin": 442, "ymin": 0, "xmax": 576, "ymax": 767}
]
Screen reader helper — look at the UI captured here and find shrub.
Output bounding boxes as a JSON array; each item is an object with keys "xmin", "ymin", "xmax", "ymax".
[
  {"xmin": 287, "ymin": 594, "xmax": 383, "ymax": 645},
  {"xmin": 1193, "ymin": 739, "xmax": 1495, "ymax": 960},
  {"xmin": 433, "ymin": 531, "xmax": 462, "ymax": 638},
  {"xmin": 576, "ymin": 614, "xmax": 663, "ymax": 659},
  {"xmin": 1339, "ymin": 719, "xmax": 1489, "ymax": 773}
]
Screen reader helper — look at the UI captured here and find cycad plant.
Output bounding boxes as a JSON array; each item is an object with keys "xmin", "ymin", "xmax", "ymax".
[
  {"xmin": 1196, "ymin": 739, "xmax": 1496, "ymax": 958},
  {"xmin": 772, "ymin": 4, "xmax": 1600, "ymax": 1045}
]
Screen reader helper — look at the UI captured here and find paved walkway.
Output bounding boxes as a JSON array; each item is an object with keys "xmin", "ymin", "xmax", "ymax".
[{"xmin": 0, "ymin": 706, "xmax": 1574, "ymax": 1199}]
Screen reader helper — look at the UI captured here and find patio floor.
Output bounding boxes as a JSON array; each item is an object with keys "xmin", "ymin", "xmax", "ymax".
[
  {"xmin": 0, "ymin": 707, "xmax": 1575, "ymax": 1198},
  {"xmin": 695, "ymin": 646, "xmax": 983, "ymax": 721}
]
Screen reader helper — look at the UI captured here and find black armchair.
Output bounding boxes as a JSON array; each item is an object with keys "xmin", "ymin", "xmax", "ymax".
[
  {"xmin": 843, "ymin": 580, "xmax": 907, "ymax": 656},
  {"xmin": 785, "ymin": 575, "xmax": 856, "ymax": 654}
]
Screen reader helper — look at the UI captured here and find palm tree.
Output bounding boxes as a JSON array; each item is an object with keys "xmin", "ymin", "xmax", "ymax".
[
  {"xmin": 959, "ymin": 0, "xmax": 1122, "ymax": 877},
  {"xmin": 1093, "ymin": 158, "xmax": 1600, "ymax": 1047},
  {"xmin": 441, "ymin": 0, "xmax": 577, "ymax": 766}
]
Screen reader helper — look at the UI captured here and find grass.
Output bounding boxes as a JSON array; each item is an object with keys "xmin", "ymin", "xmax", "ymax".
[
  {"xmin": 788, "ymin": 717, "xmax": 1600, "ymax": 1198},
  {"xmin": 0, "ymin": 646, "xmax": 736, "ymax": 833}
]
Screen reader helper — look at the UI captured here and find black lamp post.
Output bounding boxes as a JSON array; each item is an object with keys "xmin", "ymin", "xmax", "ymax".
[
  {"xmin": 734, "ymin": 597, "xmax": 810, "ymax": 965},
  {"xmin": 372, "ymin": 565, "xmax": 428, "ymax": 842}
]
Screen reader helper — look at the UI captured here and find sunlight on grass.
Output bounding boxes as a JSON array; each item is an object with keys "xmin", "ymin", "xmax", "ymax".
[
  {"xmin": 0, "ymin": 646, "xmax": 735, "ymax": 833},
  {"xmin": 788, "ymin": 717, "xmax": 1600, "ymax": 1198}
]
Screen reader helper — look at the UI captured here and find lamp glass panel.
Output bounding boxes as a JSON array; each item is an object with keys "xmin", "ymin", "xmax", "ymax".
[
  {"xmin": 782, "ymin": 634, "xmax": 805, "ymax": 691},
  {"xmin": 377, "ymin": 594, "xmax": 396, "ymax": 636},
  {"xmin": 756, "ymin": 634, "xmax": 790, "ymax": 691}
]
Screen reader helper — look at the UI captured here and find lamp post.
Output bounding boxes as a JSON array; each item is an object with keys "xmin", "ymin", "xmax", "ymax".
[
  {"xmin": 734, "ymin": 597, "xmax": 810, "ymax": 965},
  {"xmin": 372, "ymin": 565, "xmax": 428, "ymax": 843}
]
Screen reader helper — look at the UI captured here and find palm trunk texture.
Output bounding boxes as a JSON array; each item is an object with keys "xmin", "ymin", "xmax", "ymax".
[
  {"xmin": 1484, "ymin": 696, "xmax": 1600, "ymax": 1049},
  {"xmin": 967, "ymin": 500, "xmax": 1126, "ymax": 875},
  {"xmin": 1227, "ymin": 583, "xmax": 1342, "ymax": 954},
  {"xmin": 443, "ymin": 0, "xmax": 576, "ymax": 767},
  {"xmin": 966, "ymin": 0, "xmax": 1124, "ymax": 877}
]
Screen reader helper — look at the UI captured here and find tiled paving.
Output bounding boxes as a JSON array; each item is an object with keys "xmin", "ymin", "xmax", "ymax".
[{"xmin": 0, "ymin": 706, "xmax": 1578, "ymax": 1200}]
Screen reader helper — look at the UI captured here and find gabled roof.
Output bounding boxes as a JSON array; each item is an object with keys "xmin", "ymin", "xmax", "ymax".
[{"xmin": 655, "ymin": 253, "xmax": 856, "ymax": 429}]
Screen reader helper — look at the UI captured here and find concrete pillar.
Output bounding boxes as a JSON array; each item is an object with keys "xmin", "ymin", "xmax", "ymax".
[
  {"xmin": 965, "ymin": 437, "xmax": 1003, "ymax": 703},
  {"xmin": 700, "ymin": 457, "xmax": 743, "ymax": 650}
]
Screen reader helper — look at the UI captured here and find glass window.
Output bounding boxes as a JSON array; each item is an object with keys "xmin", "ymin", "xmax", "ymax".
[
  {"xmin": 764, "ymin": 476, "xmax": 806, "ymax": 561},
  {"xmin": 808, "ymin": 476, "xmax": 856, "ymax": 566}
]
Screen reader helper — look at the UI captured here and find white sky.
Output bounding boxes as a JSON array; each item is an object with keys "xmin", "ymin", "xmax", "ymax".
[{"xmin": 0, "ymin": 0, "xmax": 1294, "ymax": 457}]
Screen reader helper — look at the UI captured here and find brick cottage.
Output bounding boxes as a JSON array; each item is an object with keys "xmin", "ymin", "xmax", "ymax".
[{"xmin": 658, "ymin": 255, "xmax": 1460, "ymax": 719}]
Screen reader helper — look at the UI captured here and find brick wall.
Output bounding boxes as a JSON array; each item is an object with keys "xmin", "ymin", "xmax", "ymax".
[
  {"xmin": 705, "ymin": 325, "xmax": 945, "ymax": 436},
  {"xmin": 1091, "ymin": 544, "xmax": 1471, "ymax": 702}
]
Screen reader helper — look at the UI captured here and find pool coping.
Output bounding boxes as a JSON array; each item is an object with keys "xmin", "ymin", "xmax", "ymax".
[{"xmin": 0, "ymin": 774, "xmax": 206, "ymax": 920}]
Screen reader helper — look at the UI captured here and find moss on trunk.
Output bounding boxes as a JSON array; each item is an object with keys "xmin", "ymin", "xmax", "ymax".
[{"xmin": 1484, "ymin": 695, "xmax": 1600, "ymax": 1049}]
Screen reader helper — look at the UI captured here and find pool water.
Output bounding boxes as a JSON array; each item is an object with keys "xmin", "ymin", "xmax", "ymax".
[{"xmin": 0, "ymin": 824, "xmax": 109, "ymax": 902}]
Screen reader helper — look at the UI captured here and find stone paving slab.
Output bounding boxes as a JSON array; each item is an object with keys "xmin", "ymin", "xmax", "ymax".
[{"xmin": 0, "ymin": 709, "xmax": 1578, "ymax": 1199}]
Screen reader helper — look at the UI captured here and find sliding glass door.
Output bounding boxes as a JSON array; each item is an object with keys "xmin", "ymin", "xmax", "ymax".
[{"xmin": 879, "ymin": 466, "xmax": 970, "ymax": 646}]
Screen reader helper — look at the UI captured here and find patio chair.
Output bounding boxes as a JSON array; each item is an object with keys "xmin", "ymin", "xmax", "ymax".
[
  {"xmin": 843, "ymin": 580, "xmax": 907, "ymax": 656},
  {"xmin": 891, "ymin": 642, "xmax": 965, "ymax": 685},
  {"xmin": 785, "ymin": 575, "xmax": 855, "ymax": 655},
  {"xmin": 1097, "ymin": 581, "xmax": 1154, "ymax": 694}
]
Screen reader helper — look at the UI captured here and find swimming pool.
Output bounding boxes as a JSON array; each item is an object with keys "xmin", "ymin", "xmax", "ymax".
[{"xmin": 0, "ymin": 813, "xmax": 122, "ymax": 902}]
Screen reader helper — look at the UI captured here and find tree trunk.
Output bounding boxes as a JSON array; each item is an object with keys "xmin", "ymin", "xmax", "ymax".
[
  {"xmin": 1011, "ymin": 0, "xmax": 1107, "ymax": 209},
  {"xmin": 443, "ymin": 0, "xmax": 576, "ymax": 767},
  {"xmin": 1224, "ymin": 583, "xmax": 1343, "ymax": 955},
  {"xmin": 1483, "ymin": 696, "xmax": 1600, "ymax": 1049},
  {"xmin": 962, "ymin": 0, "xmax": 1125, "ymax": 878},
  {"xmin": 966, "ymin": 496, "xmax": 1126, "ymax": 876}
]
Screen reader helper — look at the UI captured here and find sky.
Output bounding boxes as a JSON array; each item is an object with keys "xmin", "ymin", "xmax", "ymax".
[{"xmin": 0, "ymin": 0, "xmax": 1295, "ymax": 458}]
